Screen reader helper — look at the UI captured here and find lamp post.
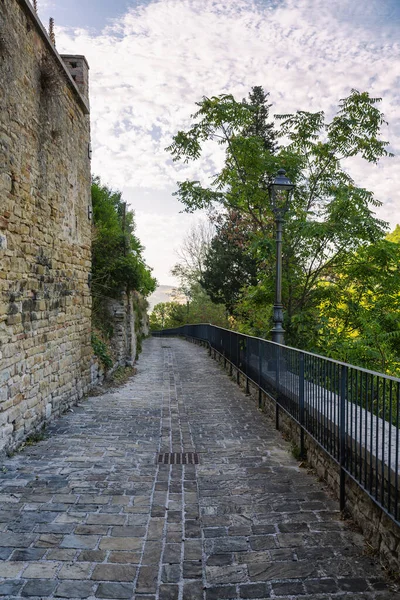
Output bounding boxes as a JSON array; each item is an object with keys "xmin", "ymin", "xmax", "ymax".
[{"xmin": 268, "ymin": 168, "xmax": 295, "ymax": 345}]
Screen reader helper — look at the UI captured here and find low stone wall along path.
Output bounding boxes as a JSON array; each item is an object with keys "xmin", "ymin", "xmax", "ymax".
[{"xmin": 0, "ymin": 338, "xmax": 398, "ymax": 599}]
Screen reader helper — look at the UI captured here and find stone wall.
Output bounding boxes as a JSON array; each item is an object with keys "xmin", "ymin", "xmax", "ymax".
[
  {"xmin": 91, "ymin": 292, "xmax": 150, "ymax": 386},
  {"xmin": 204, "ymin": 345, "xmax": 400, "ymax": 574},
  {"xmin": 0, "ymin": 0, "xmax": 91, "ymax": 455}
]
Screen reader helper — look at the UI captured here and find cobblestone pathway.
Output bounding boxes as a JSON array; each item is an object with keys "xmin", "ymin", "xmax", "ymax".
[{"xmin": 0, "ymin": 337, "xmax": 399, "ymax": 600}]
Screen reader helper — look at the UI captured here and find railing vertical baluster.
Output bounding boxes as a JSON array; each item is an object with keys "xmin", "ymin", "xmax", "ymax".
[
  {"xmin": 275, "ymin": 344, "xmax": 280, "ymax": 431},
  {"xmin": 369, "ymin": 374, "xmax": 374, "ymax": 495},
  {"xmin": 375, "ymin": 377, "xmax": 380, "ymax": 502},
  {"xmin": 381, "ymin": 379, "xmax": 386, "ymax": 509},
  {"xmin": 236, "ymin": 335, "xmax": 240, "ymax": 384},
  {"xmin": 351, "ymin": 369, "xmax": 358, "ymax": 479},
  {"xmin": 340, "ymin": 365, "xmax": 347, "ymax": 511},
  {"xmin": 299, "ymin": 353, "xmax": 305, "ymax": 458},
  {"xmin": 360, "ymin": 372, "xmax": 365, "ymax": 485},
  {"xmin": 245, "ymin": 339, "xmax": 249, "ymax": 394},
  {"xmin": 229, "ymin": 331, "xmax": 233, "ymax": 376}
]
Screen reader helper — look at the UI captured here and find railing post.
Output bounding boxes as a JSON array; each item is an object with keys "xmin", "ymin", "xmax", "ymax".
[
  {"xmin": 245, "ymin": 339, "xmax": 249, "ymax": 394},
  {"xmin": 236, "ymin": 335, "xmax": 240, "ymax": 385},
  {"xmin": 299, "ymin": 354, "xmax": 305, "ymax": 458},
  {"xmin": 275, "ymin": 345, "xmax": 280, "ymax": 430},
  {"xmin": 340, "ymin": 365, "xmax": 347, "ymax": 511},
  {"xmin": 229, "ymin": 331, "xmax": 233, "ymax": 376}
]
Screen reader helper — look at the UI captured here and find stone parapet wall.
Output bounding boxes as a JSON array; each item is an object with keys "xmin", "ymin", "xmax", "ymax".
[{"xmin": 0, "ymin": 0, "xmax": 91, "ymax": 455}]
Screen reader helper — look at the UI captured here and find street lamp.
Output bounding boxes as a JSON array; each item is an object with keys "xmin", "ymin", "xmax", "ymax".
[{"xmin": 268, "ymin": 168, "xmax": 295, "ymax": 345}]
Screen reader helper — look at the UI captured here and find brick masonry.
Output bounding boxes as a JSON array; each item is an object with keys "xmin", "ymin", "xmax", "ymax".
[
  {"xmin": 0, "ymin": 337, "xmax": 398, "ymax": 599},
  {"xmin": 0, "ymin": 0, "xmax": 91, "ymax": 455}
]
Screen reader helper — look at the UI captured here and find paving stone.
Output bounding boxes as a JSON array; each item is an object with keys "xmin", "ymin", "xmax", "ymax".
[
  {"xmin": 337, "ymin": 578, "xmax": 371, "ymax": 592},
  {"xmin": 206, "ymin": 565, "xmax": 248, "ymax": 584},
  {"xmin": 91, "ymin": 563, "xmax": 137, "ymax": 581},
  {"xmin": 164, "ymin": 543, "xmax": 182, "ymax": 563},
  {"xmin": 183, "ymin": 581, "xmax": 204, "ymax": 600},
  {"xmin": 272, "ymin": 581, "xmax": 306, "ymax": 596},
  {"xmin": 0, "ymin": 561, "xmax": 25, "ymax": 578},
  {"xmin": 206, "ymin": 585, "xmax": 237, "ymax": 600},
  {"xmin": 184, "ymin": 539, "xmax": 202, "ymax": 560},
  {"xmin": 304, "ymin": 578, "xmax": 338, "ymax": 594},
  {"xmin": 147, "ymin": 518, "xmax": 165, "ymax": 539},
  {"xmin": 11, "ymin": 548, "xmax": 47, "ymax": 561},
  {"xmin": 60, "ymin": 534, "xmax": 99, "ymax": 549},
  {"xmin": 159, "ymin": 584, "xmax": 180, "ymax": 600},
  {"xmin": 35, "ymin": 533, "xmax": 63, "ymax": 547},
  {"xmin": 77, "ymin": 549, "xmax": 107, "ymax": 562},
  {"xmin": 142, "ymin": 541, "xmax": 163, "ymax": 564},
  {"xmin": 111, "ymin": 525, "xmax": 146, "ymax": 537},
  {"xmin": 47, "ymin": 548, "xmax": 77, "ymax": 561},
  {"xmin": 23, "ymin": 561, "xmax": 59, "ymax": 578},
  {"xmin": 183, "ymin": 560, "xmax": 203, "ymax": 578},
  {"xmin": 96, "ymin": 582, "xmax": 134, "ymax": 598},
  {"xmin": 239, "ymin": 582, "xmax": 270, "ymax": 598},
  {"xmin": 108, "ymin": 550, "xmax": 142, "ymax": 563},
  {"xmin": 58, "ymin": 561, "xmax": 92, "ymax": 579},
  {"xmin": 161, "ymin": 563, "xmax": 181, "ymax": 583},
  {"xmin": 55, "ymin": 580, "xmax": 94, "ymax": 597},
  {"xmin": 99, "ymin": 536, "xmax": 143, "ymax": 551},
  {"xmin": 206, "ymin": 554, "xmax": 234, "ymax": 566},
  {"xmin": 249, "ymin": 535, "xmax": 277, "ymax": 551},
  {"xmin": 248, "ymin": 559, "xmax": 315, "ymax": 581},
  {"xmin": 87, "ymin": 514, "xmax": 126, "ymax": 525},
  {"xmin": 74, "ymin": 524, "xmax": 109, "ymax": 535},
  {"xmin": 136, "ymin": 565, "xmax": 159, "ymax": 593},
  {"xmin": 0, "ymin": 533, "xmax": 35, "ymax": 547},
  {"xmin": 0, "ymin": 547, "xmax": 13, "ymax": 560},
  {"xmin": 0, "ymin": 580, "xmax": 24, "ymax": 596},
  {"xmin": 21, "ymin": 579, "xmax": 58, "ymax": 596}
]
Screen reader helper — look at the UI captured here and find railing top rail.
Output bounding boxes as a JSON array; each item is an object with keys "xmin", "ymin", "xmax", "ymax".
[{"xmin": 153, "ymin": 323, "xmax": 400, "ymax": 383}]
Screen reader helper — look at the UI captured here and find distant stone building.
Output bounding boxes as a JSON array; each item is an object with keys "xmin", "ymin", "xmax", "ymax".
[{"xmin": 0, "ymin": 0, "xmax": 92, "ymax": 454}]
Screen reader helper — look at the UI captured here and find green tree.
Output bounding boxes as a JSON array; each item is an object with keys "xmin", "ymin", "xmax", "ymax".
[
  {"xmin": 316, "ymin": 239, "xmax": 400, "ymax": 374},
  {"xmin": 91, "ymin": 177, "xmax": 156, "ymax": 298},
  {"xmin": 167, "ymin": 88, "xmax": 392, "ymax": 350},
  {"xmin": 149, "ymin": 302, "xmax": 186, "ymax": 330},
  {"xmin": 387, "ymin": 224, "xmax": 400, "ymax": 243},
  {"xmin": 241, "ymin": 86, "xmax": 277, "ymax": 152},
  {"xmin": 201, "ymin": 211, "xmax": 259, "ymax": 313}
]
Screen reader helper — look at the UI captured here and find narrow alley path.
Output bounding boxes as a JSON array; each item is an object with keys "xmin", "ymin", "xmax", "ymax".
[{"xmin": 0, "ymin": 337, "xmax": 398, "ymax": 599}]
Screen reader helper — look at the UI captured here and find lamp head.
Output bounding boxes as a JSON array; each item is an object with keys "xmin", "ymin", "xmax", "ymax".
[{"xmin": 268, "ymin": 168, "xmax": 295, "ymax": 218}]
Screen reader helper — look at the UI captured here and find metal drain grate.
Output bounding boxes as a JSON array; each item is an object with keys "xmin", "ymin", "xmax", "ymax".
[{"xmin": 157, "ymin": 452, "xmax": 199, "ymax": 465}]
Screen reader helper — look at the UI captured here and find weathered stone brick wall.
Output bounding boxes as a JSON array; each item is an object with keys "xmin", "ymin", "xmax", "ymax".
[
  {"xmin": 91, "ymin": 292, "xmax": 150, "ymax": 386},
  {"xmin": 0, "ymin": 0, "xmax": 91, "ymax": 455}
]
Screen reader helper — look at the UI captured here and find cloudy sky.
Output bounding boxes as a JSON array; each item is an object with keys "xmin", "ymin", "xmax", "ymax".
[{"xmin": 37, "ymin": 0, "xmax": 400, "ymax": 286}]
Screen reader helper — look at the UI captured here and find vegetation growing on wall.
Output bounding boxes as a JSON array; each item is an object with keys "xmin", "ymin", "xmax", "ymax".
[{"xmin": 91, "ymin": 177, "xmax": 156, "ymax": 365}]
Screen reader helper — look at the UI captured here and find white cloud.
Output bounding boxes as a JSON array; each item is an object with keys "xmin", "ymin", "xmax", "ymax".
[{"xmin": 53, "ymin": 0, "xmax": 400, "ymax": 282}]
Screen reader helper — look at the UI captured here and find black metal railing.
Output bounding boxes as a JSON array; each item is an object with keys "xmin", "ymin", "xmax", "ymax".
[{"xmin": 153, "ymin": 323, "xmax": 400, "ymax": 526}]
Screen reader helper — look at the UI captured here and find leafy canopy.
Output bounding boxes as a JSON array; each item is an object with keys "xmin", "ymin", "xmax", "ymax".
[
  {"xmin": 166, "ymin": 88, "xmax": 397, "ymax": 373},
  {"xmin": 91, "ymin": 177, "xmax": 156, "ymax": 298}
]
